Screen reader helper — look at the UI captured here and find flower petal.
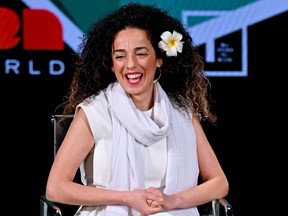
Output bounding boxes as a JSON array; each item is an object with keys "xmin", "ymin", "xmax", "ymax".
[
  {"xmin": 175, "ymin": 41, "xmax": 184, "ymax": 53},
  {"xmin": 160, "ymin": 31, "xmax": 172, "ymax": 43},
  {"xmin": 172, "ymin": 30, "xmax": 183, "ymax": 42},
  {"xmin": 166, "ymin": 47, "xmax": 177, "ymax": 56},
  {"xmin": 158, "ymin": 41, "xmax": 169, "ymax": 51}
]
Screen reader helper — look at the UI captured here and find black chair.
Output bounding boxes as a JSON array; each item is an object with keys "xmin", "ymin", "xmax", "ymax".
[
  {"xmin": 40, "ymin": 114, "xmax": 234, "ymax": 216},
  {"xmin": 40, "ymin": 194, "xmax": 62, "ymax": 216}
]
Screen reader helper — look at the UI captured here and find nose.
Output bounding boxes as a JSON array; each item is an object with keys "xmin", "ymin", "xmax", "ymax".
[{"xmin": 126, "ymin": 54, "xmax": 137, "ymax": 69}]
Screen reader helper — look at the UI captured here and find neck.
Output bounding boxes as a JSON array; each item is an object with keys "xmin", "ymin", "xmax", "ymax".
[{"xmin": 130, "ymin": 92, "xmax": 154, "ymax": 111}]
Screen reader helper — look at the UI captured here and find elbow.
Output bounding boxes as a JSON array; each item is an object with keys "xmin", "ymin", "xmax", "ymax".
[
  {"xmin": 219, "ymin": 176, "xmax": 229, "ymax": 198},
  {"xmin": 224, "ymin": 180, "xmax": 229, "ymax": 197},
  {"xmin": 45, "ymin": 181, "xmax": 61, "ymax": 202},
  {"xmin": 211, "ymin": 174, "xmax": 229, "ymax": 199},
  {"xmin": 45, "ymin": 187, "xmax": 56, "ymax": 202}
]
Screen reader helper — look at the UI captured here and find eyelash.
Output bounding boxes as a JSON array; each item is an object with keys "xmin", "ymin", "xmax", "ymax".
[
  {"xmin": 115, "ymin": 53, "xmax": 147, "ymax": 59},
  {"xmin": 115, "ymin": 56, "xmax": 124, "ymax": 59}
]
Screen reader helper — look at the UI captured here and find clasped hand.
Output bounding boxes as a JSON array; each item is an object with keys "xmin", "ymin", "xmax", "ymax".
[{"xmin": 130, "ymin": 187, "xmax": 178, "ymax": 216}]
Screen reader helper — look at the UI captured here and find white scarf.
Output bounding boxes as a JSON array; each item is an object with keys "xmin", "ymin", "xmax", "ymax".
[{"xmin": 105, "ymin": 82, "xmax": 199, "ymax": 216}]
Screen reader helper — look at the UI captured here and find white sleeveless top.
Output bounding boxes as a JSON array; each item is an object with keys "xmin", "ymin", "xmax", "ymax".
[{"xmin": 74, "ymin": 91, "xmax": 171, "ymax": 216}]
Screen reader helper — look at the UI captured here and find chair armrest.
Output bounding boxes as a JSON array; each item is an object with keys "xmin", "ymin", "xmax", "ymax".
[
  {"xmin": 216, "ymin": 198, "xmax": 234, "ymax": 216},
  {"xmin": 40, "ymin": 195, "xmax": 62, "ymax": 216}
]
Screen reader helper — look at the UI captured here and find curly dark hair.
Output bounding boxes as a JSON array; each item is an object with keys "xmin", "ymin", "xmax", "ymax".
[{"xmin": 60, "ymin": 2, "xmax": 217, "ymax": 124}]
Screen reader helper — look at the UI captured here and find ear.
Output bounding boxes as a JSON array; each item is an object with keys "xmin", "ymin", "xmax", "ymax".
[
  {"xmin": 111, "ymin": 65, "xmax": 115, "ymax": 73},
  {"xmin": 156, "ymin": 58, "xmax": 163, "ymax": 68}
]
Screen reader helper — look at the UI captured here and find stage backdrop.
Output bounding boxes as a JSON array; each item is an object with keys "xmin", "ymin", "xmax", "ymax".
[{"xmin": 0, "ymin": 0, "xmax": 287, "ymax": 215}]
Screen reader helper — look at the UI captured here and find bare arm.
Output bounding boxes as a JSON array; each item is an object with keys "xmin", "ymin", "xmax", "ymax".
[
  {"xmin": 45, "ymin": 108, "xmax": 163, "ymax": 215},
  {"xmin": 147, "ymin": 116, "xmax": 229, "ymax": 211}
]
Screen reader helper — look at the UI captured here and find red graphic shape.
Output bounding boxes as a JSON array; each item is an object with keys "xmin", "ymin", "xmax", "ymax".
[
  {"xmin": 23, "ymin": 9, "xmax": 64, "ymax": 50},
  {"xmin": 0, "ymin": 7, "xmax": 21, "ymax": 50}
]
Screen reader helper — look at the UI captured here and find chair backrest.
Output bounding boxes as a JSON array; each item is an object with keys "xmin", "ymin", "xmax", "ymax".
[
  {"xmin": 51, "ymin": 114, "xmax": 74, "ymax": 157},
  {"xmin": 50, "ymin": 114, "xmax": 80, "ymax": 215}
]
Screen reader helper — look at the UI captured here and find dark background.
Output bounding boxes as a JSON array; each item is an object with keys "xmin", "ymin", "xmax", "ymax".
[{"xmin": 1, "ymin": 2, "xmax": 287, "ymax": 215}]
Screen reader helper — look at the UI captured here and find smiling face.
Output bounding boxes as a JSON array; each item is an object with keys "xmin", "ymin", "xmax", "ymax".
[{"xmin": 111, "ymin": 28, "xmax": 162, "ymax": 110}]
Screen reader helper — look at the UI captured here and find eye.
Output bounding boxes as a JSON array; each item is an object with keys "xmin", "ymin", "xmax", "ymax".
[
  {"xmin": 136, "ymin": 53, "xmax": 148, "ymax": 57},
  {"xmin": 115, "ymin": 55, "xmax": 125, "ymax": 60}
]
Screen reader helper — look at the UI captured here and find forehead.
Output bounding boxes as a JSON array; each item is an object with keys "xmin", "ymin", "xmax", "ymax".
[{"xmin": 113, "ymin": 28, "xmax": 151, "ymax": 47}]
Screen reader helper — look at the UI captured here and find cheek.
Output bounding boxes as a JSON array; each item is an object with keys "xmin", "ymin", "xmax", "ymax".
[
  {"xmin": 144, "ymin": 60, "xmax": 158, "ymax": 73},
  {"xmin": 111, "ymin": 61, "xmax": 123, "ymax": 74}
]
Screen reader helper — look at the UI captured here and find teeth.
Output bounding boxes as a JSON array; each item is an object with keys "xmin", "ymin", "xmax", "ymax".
[{"xmin": 127, "ymin": 74, "xmax": 141, "ymax": 79}]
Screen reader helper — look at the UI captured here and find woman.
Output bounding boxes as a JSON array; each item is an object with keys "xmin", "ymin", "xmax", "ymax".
[{"xmin": 46, "ymin": 3, "xmax": 229, "ymax": 216}]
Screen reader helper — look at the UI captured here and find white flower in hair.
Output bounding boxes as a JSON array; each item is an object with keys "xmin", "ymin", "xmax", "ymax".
[{"xmin": 158, "ymin": 30, "xmax": 184, "ymax": 57}]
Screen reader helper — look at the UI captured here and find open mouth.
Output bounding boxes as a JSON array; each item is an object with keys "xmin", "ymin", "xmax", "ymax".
[{"xmin": 126, "ymin": 73, "xmax": 143, "ymax": 85}]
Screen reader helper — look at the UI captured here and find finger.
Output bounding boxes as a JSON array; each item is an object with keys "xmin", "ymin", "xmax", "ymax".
[
  {"xmin": 146, "ymin": 198, "xmax": 155, "ymax": 207},
  {"xmin": 146, "ymin": 194, "xmax": 163, "ymax": 203},
  {"xmin": 146, "ymin": 188, "xmax": 163, "ymax": 198},
  {"xmin": 146, "ymin": 187, "xmax": 158, "ymax": 193},
  {"xmin": 147, "ymin": 198, "xmax": 162, "ymax": 209}
]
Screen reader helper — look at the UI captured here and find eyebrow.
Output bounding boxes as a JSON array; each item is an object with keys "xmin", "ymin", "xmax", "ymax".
[{"xmin": 113, "ymin": 46, "xmax": 149, "ymax": 53}]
